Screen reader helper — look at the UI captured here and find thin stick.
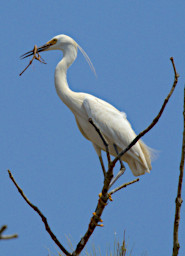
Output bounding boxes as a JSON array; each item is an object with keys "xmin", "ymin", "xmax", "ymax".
[
  {"xmin": 19, "ymin": 45, "xmax": 46, "ymax": 76},
  {"xmin": 0, "ymin": 225, "xmax": 18, "ymax": 240},
  {"xmin": 172, "ymin": 86, "xmax": 185, "ymax": 256},
  {"xmin": 7, "ymin": 170, "xmax": 71, "ymax": 256},
  {"xmin": 112, "ymin": 57, "xmax": 179, "ymax": 168},
  {"xmin": 109, "ymin": 178, "xmax": 140, "ymax": 195}
]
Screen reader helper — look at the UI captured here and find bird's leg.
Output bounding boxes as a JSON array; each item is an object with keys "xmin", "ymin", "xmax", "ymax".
[
  {"xmin": 99, "ymin": 155, "xmax": 106, "ymax": 177},
  {"xmin": 88, "ymin": 118, "xmax": 111, "ymax": 166},
  {"xmin": 113, "ymin": 144, "xmax": 125, "ymax": 170},
  {"xmin": 109, "ymin": 168, "xmax": 126, "ymax": 188},
  {"xmin": 109, "ymin": 144, "xmax": 126, "ymax": 188}
]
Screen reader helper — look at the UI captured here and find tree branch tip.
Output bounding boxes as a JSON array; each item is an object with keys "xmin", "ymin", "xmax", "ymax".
[
  {"xmin": 7, "ymin": 169, "xmax": 12, "ymax": 177},
  {"xmin": 0, "ymin": 225, "xmax": 7, "ymax": 233},
  {"xmin": 7, "ymin": 170, "xmax": 14, "ymax": 180}
]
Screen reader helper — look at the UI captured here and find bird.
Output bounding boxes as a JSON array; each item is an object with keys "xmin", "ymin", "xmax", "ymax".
[{"xmin": 21, "ymin": 34, "xmax": 152, "ymax": 178}]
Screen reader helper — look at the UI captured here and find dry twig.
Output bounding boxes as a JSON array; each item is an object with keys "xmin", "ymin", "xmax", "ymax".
[
  {"xmin": 109, "ymin": 178, "xmax": 140, "ymax": 196},
  {"xmin": 172, "ymin": 87, "xmax": 185, "ymax": 256},
  {"xmin": 19, "ymin": 45, "xmax": 46, "ymax": 76},
  {"xmin": 0, "ymin": 225, "xmax": 18, "ymax": 240}
]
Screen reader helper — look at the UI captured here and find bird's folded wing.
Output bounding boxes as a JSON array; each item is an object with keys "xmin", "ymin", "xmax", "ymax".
[{"xmin": 83, "ymin": 96, "xmax": 140, "ymax": 159}]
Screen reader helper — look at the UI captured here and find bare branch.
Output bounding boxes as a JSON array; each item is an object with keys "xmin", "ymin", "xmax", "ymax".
[
  {"xmin": 109, "ymin": 178, "xmax": 140, "ymax": 196},
  {"xmin": 112, "ymin": 57, "xmax": 179, "ymax": 167},
  {"xmin": 172, "ymin": 86, "xmax": 185, "ymax": 256},
  {"xmin": 19, "ymin": 45, "xmax": 46, "ymax": 76},
  {"xmin": 0, "ymin": 225, "xmax": 18, "ymax": 240},
  {"xmin": 7, "ymin": 170, "xmax": 71, "ymax": 256}
]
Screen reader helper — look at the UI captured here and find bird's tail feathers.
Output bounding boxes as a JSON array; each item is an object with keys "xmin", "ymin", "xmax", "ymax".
[
  {"xmin": 127, "ymin": 159, "xmax": 150, "ymax": 176},
  {"xmin": 139, "ymin": 140, "xmax": 158, "ymax": 162},
  {"xmin": 138, "ymin": 140, "xmax": 152, "ymax": 170},
  {"xmin": 127, "ymin": 140, "xmax": 155, "ymax": 176}
]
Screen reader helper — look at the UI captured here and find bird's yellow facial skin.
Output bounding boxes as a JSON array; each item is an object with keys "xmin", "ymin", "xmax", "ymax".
[{"xmin": 47, "ymin": 38, "xmax": 57, "ymax": 46}]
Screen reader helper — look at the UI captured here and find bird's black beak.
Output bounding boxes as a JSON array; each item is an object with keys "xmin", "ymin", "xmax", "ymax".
[{"xmin": 20, "ymin": 39, "xmax": 57, "ymax": 59}]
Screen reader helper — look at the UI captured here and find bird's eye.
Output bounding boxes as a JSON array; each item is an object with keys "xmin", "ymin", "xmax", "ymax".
[{"xmin": 50, "ymin": 39, "xmax": 57, "ymax": 45}]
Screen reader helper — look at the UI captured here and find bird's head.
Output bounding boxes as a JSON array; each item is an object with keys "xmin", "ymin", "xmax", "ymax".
[
  {"xmin": 44, "ymin": 34, "xmax": 78, "ymax": 53},
  {"xmin": 21, "ymin": 34, "xmax": 96, "ymax": 75},
  {"xmin": 21, "ymin": 35, "xmax": 77, "ymax": 56}
]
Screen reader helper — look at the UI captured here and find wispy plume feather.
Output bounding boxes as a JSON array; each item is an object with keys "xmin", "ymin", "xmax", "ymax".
[{"xmin": 77, "ymin": 43, "xmax": 97, "ymax": 77}]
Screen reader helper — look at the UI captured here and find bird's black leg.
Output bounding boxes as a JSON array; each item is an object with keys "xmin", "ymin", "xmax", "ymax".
[
  {"xmin": 99, "ymin": 155, "xmax": 106, "ymax": 177},
  {"xmin": 113, "ymin": 144, "xmax": 126, "ymax": 170},
  {"xmin": 109, "ymin": 144, "xmax": 126, "ymax": 188},
  {"xmin": 88, "ymin": 118, "xmax": 111, "ymax": 166}
]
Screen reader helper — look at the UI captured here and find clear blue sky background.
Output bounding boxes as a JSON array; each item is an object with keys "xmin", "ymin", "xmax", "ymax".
[{"xmin": 1, "ymin": 1, "xmax": 185, "ymax": 255}]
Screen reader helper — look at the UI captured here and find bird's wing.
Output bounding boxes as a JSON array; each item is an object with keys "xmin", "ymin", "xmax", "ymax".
[{"xmin": 82, "ymin": 96, "xmax": 140, "ymax": 159}]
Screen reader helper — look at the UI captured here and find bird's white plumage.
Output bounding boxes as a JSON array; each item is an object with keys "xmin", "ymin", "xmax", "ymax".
[
  {"xmin": 79, "ymin": 95, "xmax": 151, "ymax": 176},
  {"xmin": 34, "ymin": 34, "xmax": 152, "ymax": 176}
]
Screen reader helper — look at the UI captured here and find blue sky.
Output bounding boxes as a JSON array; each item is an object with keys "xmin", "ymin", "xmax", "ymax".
[{"xmin": 1, "ymin": 1, "xmax": 185, "ymax": 255}]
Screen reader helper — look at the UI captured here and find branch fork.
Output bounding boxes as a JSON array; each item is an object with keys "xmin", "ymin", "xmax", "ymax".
[{"xmin": 0, "ymin": 225, "xmax": 18, "ymax": 240}]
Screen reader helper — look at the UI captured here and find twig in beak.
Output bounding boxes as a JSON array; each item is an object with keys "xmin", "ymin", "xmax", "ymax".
[{"xmin": 19, "ymin": 45, "xmax": 46, "ymax": 76}]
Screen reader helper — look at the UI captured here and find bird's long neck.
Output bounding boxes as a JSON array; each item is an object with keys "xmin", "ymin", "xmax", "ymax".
[{"xmin": 55, "ymin": 46, "xmax": 79, "ymax": 112}]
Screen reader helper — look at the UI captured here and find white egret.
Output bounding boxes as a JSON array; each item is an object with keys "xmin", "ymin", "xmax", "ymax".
[{"xmin": 21, "ymin": 34, "xmax": 152, "ymax": 177}]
